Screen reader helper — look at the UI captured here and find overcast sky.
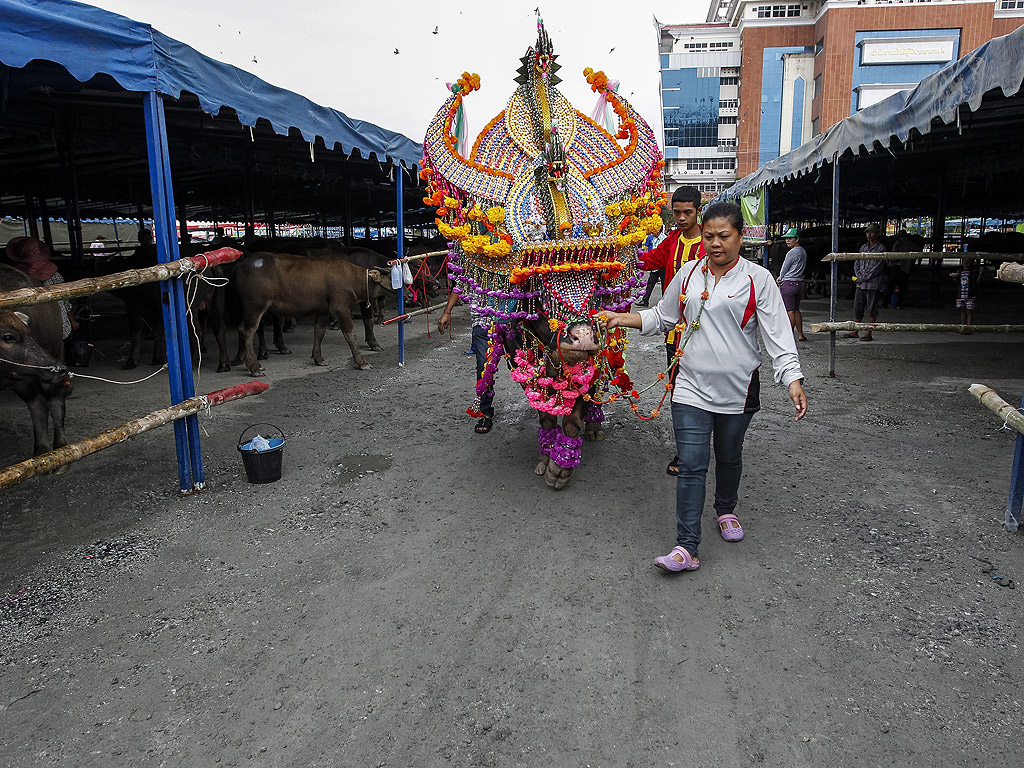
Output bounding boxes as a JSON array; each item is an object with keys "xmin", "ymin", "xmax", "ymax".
[{"xmin": 88, "ymin": 0, "xmax": 709, "ymax": 148}]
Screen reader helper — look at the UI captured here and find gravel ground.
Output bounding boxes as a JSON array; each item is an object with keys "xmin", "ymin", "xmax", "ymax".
[{"xmin": 1, "ymin": 276, "xmax": 1022, "ymax": 767}]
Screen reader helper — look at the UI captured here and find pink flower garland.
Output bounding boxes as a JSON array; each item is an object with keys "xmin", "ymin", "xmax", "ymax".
[{"xmin": 510, "ymin": 348, "xmax": 597, "ymax": 416}]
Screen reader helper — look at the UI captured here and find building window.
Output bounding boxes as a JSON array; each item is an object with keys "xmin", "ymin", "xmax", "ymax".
[
  {"xmin": 709, "ymin": 41, "xmax": 733, "ymax": 50},
  {"xmin": 719, "ymin": 99, "xmax": 739, "ymax": 109},
  {"xmin": 684, "ymin": 42, "xmax": 708, "ymax": 50},
  {"xmin": 718, "ymin": 138, "xmax": 738, "ymax": 148},
  {"xmin": 813, "ymin": 74, "xmax": 822, "ymax": 99},
  {"xmin": 1001, "ymin": 0, "xmax": 1024, "ymax": 8},
  {"xmin": 811, "ymin": 117, "xmax": 820, "ymax": 137},
  {"xmin": 688, "ymin": 158, "xmax": 736, "ymax": 171},
  {"xmin": 720, "ymin": 76, "xmax": 739, "ymax": 86},
  {"xmin": 755, "ymin": 4, "xmax": 802, "ymax": 18},
  {"xmin": 719, "ymin": 116, "xmax": 738, "ymax": 125}
]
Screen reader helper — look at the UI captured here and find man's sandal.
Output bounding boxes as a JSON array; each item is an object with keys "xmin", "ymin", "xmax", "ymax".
[
  {"xmin": 717, "ymin": 514, "xmax": 744, "ymax": 542},
  {"xmin": 653, "ymin": 546, "xmax": 700, "ymax": 572},
  {"xmin": 842, "ymin": 331, "xmax": 859, "ymax": 338},
  {"xmin": 666, "ymin": 456, "xmax": 680, "ymax": 476},
  {"xmin": 474, "ymin": 417, "xmax": 493, "ymax": 434}
]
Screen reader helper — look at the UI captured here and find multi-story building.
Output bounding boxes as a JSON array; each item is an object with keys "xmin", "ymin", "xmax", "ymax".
[
  {"xmin": 658, "ymin": 23, "xmax": 742, "ymax": 198},
  {"xmin": 658, "ymin": 0, "xmax": 1024, "ymax": 188}
]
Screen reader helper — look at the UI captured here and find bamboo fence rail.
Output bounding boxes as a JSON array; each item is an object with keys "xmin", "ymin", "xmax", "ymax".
[{"xmin": 0, "ymin": 381, "xmax": 268, "ymax": 491}]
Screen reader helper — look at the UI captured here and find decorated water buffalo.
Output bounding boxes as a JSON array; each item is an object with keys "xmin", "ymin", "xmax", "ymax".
[
  {"xmin": 0, "ymin": 266, "xmax": 72, "ymax": 458},
  {"xmin": 421, "ymin": 15, "xmax": 664, "ymax": 488}
]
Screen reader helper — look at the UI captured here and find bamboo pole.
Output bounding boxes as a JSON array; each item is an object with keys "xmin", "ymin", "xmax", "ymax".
[
  {"xmin": 996, "ymin": 262, "xmax": 1024, "ymax": 284},
  {"xmin": 0, "ymin": 381, "xmax": 269, "ymax": 491},
  {"xmin": 811, "ymin": 321, "xmax": 1024, "ymax": 333},
  {"xmin": 387, "ymin": 249, "xmax": 447, "ymax": 265},
  {"xmin": 381, "ymin": 304, "xmax": 444, "ymax": 326},
  {"xmin": 0, "ymin": 248, "xmax": 242, "ymax": 309},
  {"xmin": 969, "ymin": 384, "xmax": 1024, "ymax": 437},
  {"xmin": 821, "ymin": 251, "xmax": 1021, "ymax": 262}
]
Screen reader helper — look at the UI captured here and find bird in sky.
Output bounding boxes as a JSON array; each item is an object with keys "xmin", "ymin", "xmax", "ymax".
[
  {"xmin": 394, "ymin": 48, "xmax": 400, "ymax": 55},
  {"xmin": 251, "ymin": 56, "xmax": 257, "ymax": 63},
  {"xmin": 609, "ymin": 47, "xmax": 615, "ymax": 54},
  {"xmin": 432, "ymin": 25, "xmax": 438, "ymax": 34}
]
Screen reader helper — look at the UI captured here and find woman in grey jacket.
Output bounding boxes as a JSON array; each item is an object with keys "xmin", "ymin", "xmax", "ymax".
[{"xmin": 603, "ymin": 203, "xmax": 807, "ymax": 573}]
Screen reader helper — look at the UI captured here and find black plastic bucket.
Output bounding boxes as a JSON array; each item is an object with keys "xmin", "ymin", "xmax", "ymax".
[{"xmin": 237, "ymin": 423, "xmax": 285, "ymax": 484}]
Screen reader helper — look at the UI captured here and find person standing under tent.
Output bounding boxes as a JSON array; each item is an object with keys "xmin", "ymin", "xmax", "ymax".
[
  {"xmin": 845, "ymin": 223, "xmax": 886, "ymax": 341},
  {"xmin": 636, "ymin": 185, "xmax": 705, "ymax": 476},
  {"xmin": 6, "ymin": 236, "xmax": 75, "ymax": 340},
  {"xmin": 602, "ymin": 202, "xmax": 806, "ymax": 573},
  {"xmin": 952, "ymin": 258, "xmax": 981, "ymax": 328},
  {"xmin": 777, "ymin": 227, "xmax": 808, "ymax": 342}
]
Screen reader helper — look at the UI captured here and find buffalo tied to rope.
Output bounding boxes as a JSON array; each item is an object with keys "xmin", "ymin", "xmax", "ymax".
[
  {"xmin": 0, "ymin": 265, "xmax": 72, "ymax": 460},
  {"xmin": 513, "ymin": 317, "xmax": 606, "ymax": 491},
  {"xmin": 233, "ymin": 249, "xmax": 392, "ymax": 375}
]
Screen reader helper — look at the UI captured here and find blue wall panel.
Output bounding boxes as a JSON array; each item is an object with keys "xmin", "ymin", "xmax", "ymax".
[{"xmin": 759, "ymin": 46, "xmax": 810, "ymax": 167}]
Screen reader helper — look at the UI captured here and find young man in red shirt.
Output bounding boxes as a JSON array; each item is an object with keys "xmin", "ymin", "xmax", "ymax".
[{"xmin": 636, "ymin": 185, "xmax": 704, "ymax": 475}]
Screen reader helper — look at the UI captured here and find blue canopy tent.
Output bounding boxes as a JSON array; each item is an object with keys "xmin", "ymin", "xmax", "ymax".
[{"xmin": 0, "ymin": 0, "xmax": 424, "ymax": 491}]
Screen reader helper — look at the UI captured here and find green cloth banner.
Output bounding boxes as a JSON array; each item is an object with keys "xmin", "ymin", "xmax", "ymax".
[{"xmin": 740, "ymin": 187, "xmax": 766, "ymax": 242}]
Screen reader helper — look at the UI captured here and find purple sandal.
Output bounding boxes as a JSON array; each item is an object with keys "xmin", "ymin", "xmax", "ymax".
[
  {"xmin": 653, "ymin": 546, "xmax": 700, "ymax": 572},
  {"xmin": 717, "ymin": 514, "xmax": 744, "ymax": 542}
]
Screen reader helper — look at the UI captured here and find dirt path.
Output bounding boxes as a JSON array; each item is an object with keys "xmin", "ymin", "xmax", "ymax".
[{"xmin": 1, "ymin": 288, "xmax": 1022, "ymax": 767}]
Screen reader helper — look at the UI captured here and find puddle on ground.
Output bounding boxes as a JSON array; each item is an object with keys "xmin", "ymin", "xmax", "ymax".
[{"xmin": 335, "ymin": 454, "xmax": 393, "ymax": 485}]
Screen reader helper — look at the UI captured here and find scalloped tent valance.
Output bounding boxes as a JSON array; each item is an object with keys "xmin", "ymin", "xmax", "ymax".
[
  {"xmin": 716, "ymin": 24, "xmax": 1024, "ymax": 201},
  {"xmin": 0, "ymin": 0, "xmax": 422, "ymax": 169}
]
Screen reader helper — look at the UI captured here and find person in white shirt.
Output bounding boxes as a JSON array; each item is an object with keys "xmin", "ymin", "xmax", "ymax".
[{"xmin": 603, "ymin": 202, "xmax": 807, "ymax": 573}]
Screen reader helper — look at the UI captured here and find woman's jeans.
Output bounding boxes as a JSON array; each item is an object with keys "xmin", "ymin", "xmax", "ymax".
[{"xmin": 671, "ymin": 402, "xmax": 754, "ymax": 559}]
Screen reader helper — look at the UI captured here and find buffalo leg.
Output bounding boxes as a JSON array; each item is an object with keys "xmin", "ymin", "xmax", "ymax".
[
  {"xmin": 311, "ymin": 314, "xmax": 330, "ymax": 366},
  {"xmin": 16, "ymin": 389, "xmax": 54, "ymax": 456},
  {"xmin": 360, "ymin": 303, "xmax": 383, "ymax": 351},
  {"xmin": 534, "ymin": 413, "xmax": 558, "ymax": 477},
  {"xmin": 544, "ymin": 411, "xmax": 584, "ymax": 490},
  {"xmin": 239, "ymin": 305, "xmax": 270, "ymax": 376},
  {"xmin": 271, "ymin": 314, "xmax": 292, "ymax": 355},
  {"xmin": 331, "ymin": 309, "xmax": 370, "ymax": 370},
  {"xmin": 123, "ymin": 318, "xmax": 143, "ymax": 370}
]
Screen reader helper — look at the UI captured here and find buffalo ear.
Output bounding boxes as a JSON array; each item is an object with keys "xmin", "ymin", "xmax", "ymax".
[{"xmin": 14, "ymin": 311, "xmax": 30, "ymax": 327}]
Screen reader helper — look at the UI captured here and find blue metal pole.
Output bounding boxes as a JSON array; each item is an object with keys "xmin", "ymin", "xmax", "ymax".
[
  {"xmin": 396, "ymin": 166, "xmax": 405, "ymax": 367},
  {"xmin": 153, "ymin": 96, "xmax": 205, "ymax": 490},
  {"xmin": 143, "ymin": 92, "xmax": 204, "ymax": 491},
  {"xmin": 1006, "ymin": 385, "xmax": 1024, "ymax": 533},
  {"xmin": 828, "ymin": 155, "xmax": 839, "ymax": 378}
]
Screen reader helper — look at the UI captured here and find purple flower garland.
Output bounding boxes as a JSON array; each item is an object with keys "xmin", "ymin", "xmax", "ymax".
[
  {"xmin": 549, "ymin": 430, "xmax": 583, "ymax": 468},
  {"xmin": 538, "ymin": 426, "xmax": 558, "ymax": 457}
]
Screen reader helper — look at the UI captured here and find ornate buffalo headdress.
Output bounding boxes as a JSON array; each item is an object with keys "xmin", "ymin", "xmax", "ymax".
[{"xmin": 420, "ymin": 14, "xmax": 666, "ymax": 328}]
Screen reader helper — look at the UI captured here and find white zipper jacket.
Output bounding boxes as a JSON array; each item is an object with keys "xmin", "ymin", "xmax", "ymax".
[{"xmin": 638, "ymin": 256, "xmax": 803, "ymax": 414}]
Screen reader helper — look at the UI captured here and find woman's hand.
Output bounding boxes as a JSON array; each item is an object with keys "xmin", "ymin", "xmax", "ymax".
[
  {"xmin": 789, "ymin": 380, "xmax": 807, "ymax": 421},
  {"xmin": 602, "ymin": 311, "xmax": 642, "ymax": 330}
]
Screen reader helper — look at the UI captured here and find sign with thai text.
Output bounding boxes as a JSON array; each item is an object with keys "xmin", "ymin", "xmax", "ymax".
[{"xmin": 860, "ymin": 37, "xmax": 956, "ymax": 66}]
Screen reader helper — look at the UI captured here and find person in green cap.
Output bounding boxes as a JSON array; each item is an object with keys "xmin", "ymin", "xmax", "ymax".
[{"xmin": 777, "ymin": 227, "xmax": 807, "ymax": 341}]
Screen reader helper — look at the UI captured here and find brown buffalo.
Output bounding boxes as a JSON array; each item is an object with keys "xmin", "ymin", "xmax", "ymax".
[
  {"xmin": 0, "ymin": 265, "xmax": 72, "ymax": 457},
  {"xmin": 233, "ymin": 251, "xmax": 390, "ymax": 375}
]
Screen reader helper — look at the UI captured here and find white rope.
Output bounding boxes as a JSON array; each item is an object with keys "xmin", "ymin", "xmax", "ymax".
[
  {"xmin": 1000, "ymin": 407, "xmax": 1024, "ymax": 432},
  {"xmin": 70, "ymin": 364, "xmax": 168, "ymax": 385},
  {"xmin": 0, "ymin": 356, "xmax": 64, "ymax": 374},
  {"xmin": 183, "ymin": 266, "xmax": 230, "ymax": 391}
]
